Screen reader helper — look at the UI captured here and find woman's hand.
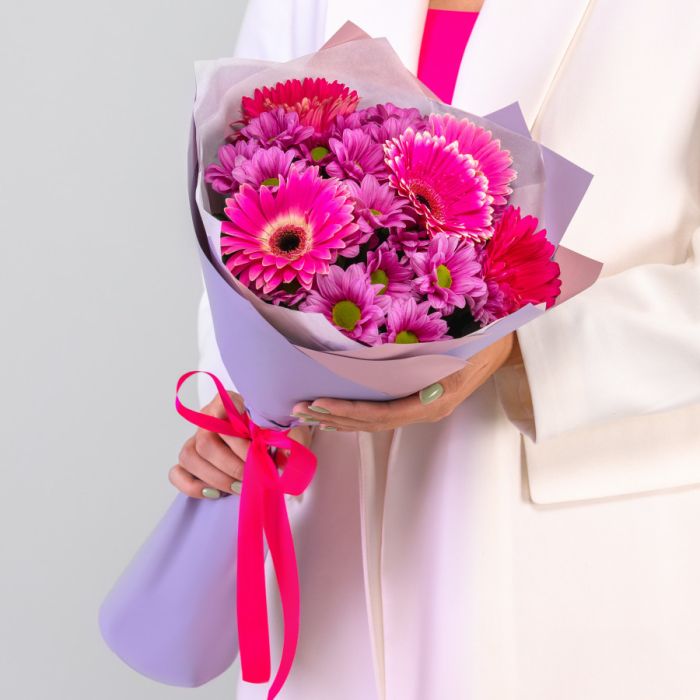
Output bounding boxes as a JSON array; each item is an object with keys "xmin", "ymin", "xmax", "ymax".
[
  {"xmin": 170, "ymin": 390, "xmax": 312, "ymax": 499},
  {"xmin": 292, "ymin": 333, "xmax": 517, "ymax": 433}
]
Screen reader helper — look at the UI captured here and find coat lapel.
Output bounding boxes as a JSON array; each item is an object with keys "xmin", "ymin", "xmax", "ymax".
[
  {"xmin": 319, "ymin": 1, "xmax": 592, "ymax": 695},
  {"xmin": 452, "ymin": 0, "xmax": 593, "ymax": 126}
]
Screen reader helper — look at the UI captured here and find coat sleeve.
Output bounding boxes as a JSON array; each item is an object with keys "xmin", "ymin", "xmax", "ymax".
[
  {"xmin": 195, "ymin": 0, "xmax": 328, "ymax": 405},
  {"xmin": 497, "ymin": 226, "xmax": 700, "ymax": 442}
]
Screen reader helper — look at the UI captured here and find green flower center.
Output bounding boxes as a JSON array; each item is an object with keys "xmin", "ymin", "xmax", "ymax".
[
  {"xmin": 436, "ymin": 264, "xmax": 452, "ymax": 289},
  {"xmin": 310, "ymin": 146, "xmax": 330, "ymax": 161},
  {"xmin": 332, "ymin": 300, "xmax": 362, "ymax": 331},
  {"xmin": 395, "ymin": 330, "xmax": 419, "ymax": 344},
  {"xmin": 370, "ymin": 269, "xmax": 389, "ymax": 294},
  {"xmin": 369, "ymin": 208, "xmax": 382, "ymax": 216},
  {"xmin": 261, "ymin": 176, "xmax": 279, "ymax": 187}
]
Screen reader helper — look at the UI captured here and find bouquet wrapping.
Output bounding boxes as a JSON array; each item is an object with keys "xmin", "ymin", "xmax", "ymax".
[{"xmin": 99, "ymin": 23, "xmax": 601, "ymax": 699}]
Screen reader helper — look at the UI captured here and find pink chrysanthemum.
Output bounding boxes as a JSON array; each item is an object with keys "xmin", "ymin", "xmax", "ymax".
[
  {"xmin": 384, "ymin": 129, "xmax": 493, "ymax": 240},
  {"xmin": 359, "ymin": 103, "xmax": 428, "ymax": 143},
  {"xmin": 475, "ymin": 206, "xmax": 561, "ymax": 325},
  {"xmin": 204, "ymin": 140, "xmax": 260, "ymax": 196},
  {"xmin": 363, "ymin": 243, "xmax": 413, "ymax": 301},
  {"xmin": 384, "ymin": 297, "xmax": 449, "ymax": 344},
  {"xmin": 343, "ymin": 174, "xmax": 412, "ymax": 235},
  {"xmin": 359, "ymin": 103, "xmax": 425, "ymax": 126},
  {"xmin": 221, "ymin": 167, "xmax": 358, "ymax": 293},
  {"xmin": 261, "ymin": 282, "xmax": 308, "ymax": 307},
  {"xmin": 240, "ymin": 107, "xmax": 314, "ymax": 150},
  {"xmin": 325, "ymin": 128, "xmax": 386, "ymax": 182},
  {"xmin": 297, "ymin": 140, "xmax": 334, "ymax": 168},
  {"xmin": 230, "ymin": 146, "xmax": 301, "ymax": 190},
  {"xmin": 429, "ymin": 113, "xmax": 516, "ymax": 208},
  {"xmin": 410, "ymin": 233, "xmax": 487, "ymax": 314},
  {"xmin": 241, "ymin": 78, "xmax": 360, "ymax": 134},
  {"xmin": 387, "ymin": 226, "xmax": 431, "ymax": 253},
  {"xmin": 327, "ymin": 111, "xmax": 366, "ymax": 139},
  {"xmin": 300, "ymin": 265, "xmax": 385, "ymax": 345}
]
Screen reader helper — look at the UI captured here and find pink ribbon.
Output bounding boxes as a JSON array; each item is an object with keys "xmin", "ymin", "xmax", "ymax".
[{"xmin": 175, "ymin": 371, "xmax": 317, "ymax": 699}]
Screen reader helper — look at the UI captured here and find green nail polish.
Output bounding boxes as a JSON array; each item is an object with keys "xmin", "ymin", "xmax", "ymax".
[
  {"xmin": 308, "ymin": 405, "xmax": 331, "ymax": 414},
  {"xmin": 320, "ymin": 425, "xmax": 337, "ymax": 431},
  {"xmin": 419, "ymin": 382, "xmax": 444, "ymax": 405},
  {"xmin": 231, "ymin": 481, "xmax": 242, "ymax": 495},
  {"xmin": 202, "ymin": 487, "xmax": 221, "ymax": 500},
  {"xmin": 298, "ymin": 417, "xmax": 320, "ymax": 425}
]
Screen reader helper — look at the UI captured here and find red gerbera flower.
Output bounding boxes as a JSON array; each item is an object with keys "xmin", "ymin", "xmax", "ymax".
[
  {"xmin": 476, "ymin": 206, "xmax": 561, "ymax": 325},
  {"xmin": 241, "ymin": 78, "xmax": 360, "ymax": 134}
]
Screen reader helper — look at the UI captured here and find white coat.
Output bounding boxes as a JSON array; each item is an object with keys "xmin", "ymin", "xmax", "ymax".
[{"xmin": 197, "ymin": 1, "xmax": 700, "ymax": 697}]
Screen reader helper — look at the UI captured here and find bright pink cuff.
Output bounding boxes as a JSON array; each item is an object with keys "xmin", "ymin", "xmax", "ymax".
[{"xmin": 417, "ymin": 9, "xmax": 478, "ymax": 105}]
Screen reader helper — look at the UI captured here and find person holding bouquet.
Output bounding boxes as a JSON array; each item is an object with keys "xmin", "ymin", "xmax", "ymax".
[{"xmin": 170, "ymin": 0, "xmax": 700, "ymax": 697}]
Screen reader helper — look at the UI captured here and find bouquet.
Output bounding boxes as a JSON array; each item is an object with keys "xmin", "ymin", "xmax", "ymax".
[
  {"xmin": 99, "ymin": 22, "xmax": 601, "ymax": 700},
  {"xmin": 207, "ymin": 84, "xmax": 559, "ymax": 342}
]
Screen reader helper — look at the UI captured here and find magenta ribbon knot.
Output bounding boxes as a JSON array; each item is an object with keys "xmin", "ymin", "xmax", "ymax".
[{"xmin": 175, "ymin": 371, "xmax": 317, "ymax": 699}]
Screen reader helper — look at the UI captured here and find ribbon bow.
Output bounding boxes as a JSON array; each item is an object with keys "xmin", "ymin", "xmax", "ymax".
[{"xmin": 175, "ymin": 371, "xmax": 317, "ymax": 699}]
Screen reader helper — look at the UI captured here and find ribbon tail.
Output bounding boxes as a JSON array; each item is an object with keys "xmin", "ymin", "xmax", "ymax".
[
  {"xmin": 263, "ymin": 479, "xmax": 302, "ymax": 700},
  {"xmin": 237, "ymin": 445, "xmax": 272, "ymax": 683}
]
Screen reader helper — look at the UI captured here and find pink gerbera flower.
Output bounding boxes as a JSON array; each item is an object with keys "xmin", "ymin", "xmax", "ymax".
[
  {"xmin": 240, "ymin": 107, "xmax": 314, "ymax": 149},
  {"xmin": 230, "ymin": 146, "xmax": 301, "ymax": 190},
  {"xmin": 241, "ymin": 78, "xmax": 360, "ymax": 134},
  {"xmin": 363, "ymin": 243, "xmax": 413, "ymax": 301},
  {"xmin": 300, "ymin": 265, "xmax": 385, "ymax": 345},
  {"xmin": 384, "ymin": 297, "xmax": 449, "ymax": 344},
  {"xmin": 325, "ymin": 128, "xmax": 386, "ymax": 182},
  {"xmin": 410, "ymin": 233, "xmax": 487, "ymax": 314},
  {"xmin": 384, "ymin": 129, "xmax": 493, "ymax": 240},
  {"xmin": 475, "ymin": 206, "xmax": 561, "ymax": 325},
  {"xmin": 429, "ymin": 113, "xmax": 516, "ymax": 208},
  {"xmin": 221, "ymin": 167, "xmax": 358, "ymax": 293},
  {"xmin": 204, "ymin": 140, "xmax": 260, "ymax": 196},
  {"xmin": 343, "ymin": 174, "xmax": 412, "ymax": 235}
]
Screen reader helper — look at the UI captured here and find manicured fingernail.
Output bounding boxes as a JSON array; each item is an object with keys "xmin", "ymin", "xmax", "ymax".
[
  {"xmin": 202, "ymin": 487, "xmax": 221, "ymax": 499},
  {"xmin": 297, "ymin": 416, "xmax": 320, "ymax": 424},
  {"xmin": 419, "ymin": 383, "xmax": 444, "ymax": 405},
  {"xmin": 320, "ymin": 425, "xmax": 337, "ymax": 431},
  {"xmin": 231, "ymin": 481, "xmax": 242, "ymax": 495},
  {"xmin": 308, "ymin": 405, "xmax": 331, "ymax": 414}
]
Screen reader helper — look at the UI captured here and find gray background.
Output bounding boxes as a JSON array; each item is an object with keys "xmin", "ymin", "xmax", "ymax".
[{"xmin": 0, "ymin": 1, "xmax": 248, "ymax": 697}]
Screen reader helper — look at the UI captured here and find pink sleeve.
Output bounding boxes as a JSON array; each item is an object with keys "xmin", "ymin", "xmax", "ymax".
[{"xmin": 417, "ymin": 9, "xmax": 479, "ymax": 105}]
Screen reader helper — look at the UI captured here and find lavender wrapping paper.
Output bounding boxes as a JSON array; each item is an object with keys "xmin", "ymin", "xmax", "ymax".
[{"xmin": 99, "ymin": 25, "xmax": 599, "ymax": 689}]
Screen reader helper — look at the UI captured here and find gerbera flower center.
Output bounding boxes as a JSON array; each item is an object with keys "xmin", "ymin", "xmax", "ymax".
[
  {"xmin": 269, "ymin": 225, "xmax": 308, "ymax": 258},
  {"xmin": 369, "ymin": 208, "xmax": 382, "ymax": 216},
  {"xmin": 409, "ymin": 180, "xmax": 445, "ymax": 220},
  {"xmin": 332, "ymin": 300, "xmax": 362, "ymax": 331},
  {"xmin": 395, "ymin": 330, "xmax": 419, "ymax": 344},
  {"xmin": 370, "ymin": 269, "xmax": 389, "ymax": 294},
  {"xmin": 436, "ymin": 264, "xmax": 453, "ymax": 288},
  {"xmin": 261, "ymin": 177, "xmax": 279, "ymax": 187}
]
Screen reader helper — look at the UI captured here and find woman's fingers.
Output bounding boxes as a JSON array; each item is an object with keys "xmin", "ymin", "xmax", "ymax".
[
  {"xmin": 292, "ymin": 391, "xmax": 441, "ymax": 432},
  {"xmin": 169, "ymin": 464, "xmax": 218, "ymax": 499},
  {"xmin": 219, "ymin": 433, "xmax": 251, "ymax": 462},
  {"xmin": 178, "ymin": 436, "xmax": 243, "ymax": 495},
  {"xmin": 288, "ymin": 425, "xmax": 313, "ymax": 447},
  {"xmin": 194, "ymin": 430, "xmax": 245, "ymax": 480}
]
